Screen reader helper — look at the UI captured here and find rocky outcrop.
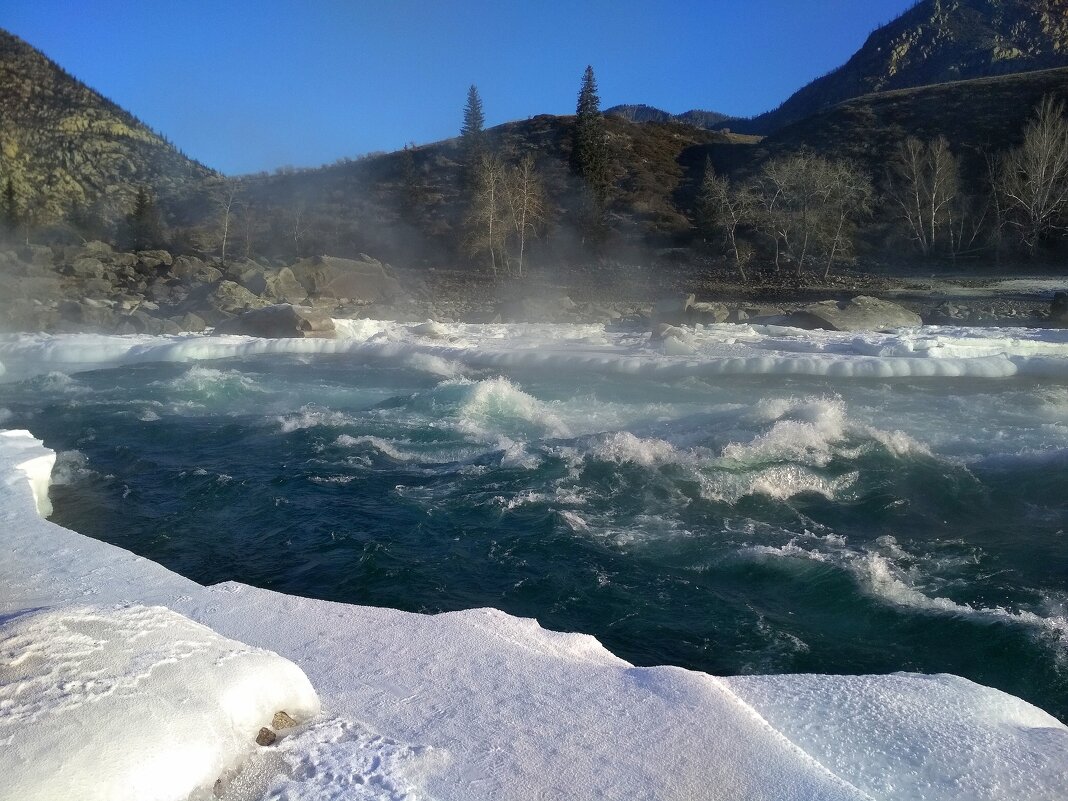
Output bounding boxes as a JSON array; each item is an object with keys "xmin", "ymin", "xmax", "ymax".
[
  {"xmin": 213, "ymin": 304, "xmax": 336, "ymax": 338},
  {"xmin": 787, "ymin": 296, "xmax": 922, "ymax": 331}
]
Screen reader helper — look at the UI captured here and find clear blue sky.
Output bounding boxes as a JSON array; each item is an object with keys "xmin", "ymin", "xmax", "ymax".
[{"xmin": 1, "ymin": 0, "xmax": 917, "ymax": 175}]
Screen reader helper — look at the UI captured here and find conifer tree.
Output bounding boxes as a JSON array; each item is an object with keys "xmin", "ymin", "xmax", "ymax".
[
  {"xmin": 460, "ymin": 85, "xmax": 486, "ymax": 171},
  {"xmin": 124, "ymin": 186, "xmax": 164, "ymax": 250},
  {"xmin": 570, "ymin": 66, "xmax": 610, "ymax": 203}
]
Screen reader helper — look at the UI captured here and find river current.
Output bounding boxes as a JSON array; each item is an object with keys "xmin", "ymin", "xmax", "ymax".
[{"xmin": 1, "ymin": 321, "xmax": 1065, "ymax": 720}]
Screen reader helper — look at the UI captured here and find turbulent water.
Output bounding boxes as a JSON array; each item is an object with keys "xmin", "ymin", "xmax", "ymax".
[{"xmin": 1, "ymin": 321, "xmax": 1066, "ymax": 721}]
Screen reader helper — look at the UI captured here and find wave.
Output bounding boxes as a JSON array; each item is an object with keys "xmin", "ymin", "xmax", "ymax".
[
  {"xmin": 4, "ymin": 322, "xmax": 1068, "ymax": 385},
  {"xmin": 746, "ymin": 534, "xmax": 1068, "ymax": 645}
]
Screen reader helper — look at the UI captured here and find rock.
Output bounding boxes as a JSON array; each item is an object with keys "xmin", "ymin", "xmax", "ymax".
[
  {"xmin": 68, "ymin": 257, "xmax": 106, "ymax": 279},
  {"xmin": 209, "ymin": 280, "xmax": 264, "ymax": 312},
  {"xmin": 651, "ymin": 323, "xmax": 687, "ymax": 341},
  {"xmin": 58, "ymin": 299, "xmax": 117, "ymax": 329},
  {"xmin": 213, "ymin": 304, "xmax": 336, "ymax": 338},
  {"xmin": 255, "ymin": 728, "xmax": 277, "ymax": 746},
  {"xmin": 651, "ymin": 295, "xmax": 695, "ymax": 326},
  {"xmin": 137, "ymin": 249, "xmax": 173, "ymax": 268},
  {"xmin": 272, "ymin": 711, "xmax": 297, "ymax": 730},
  {"xmin": 174, "ymin": 312, "xmax": 207, "ymax": 332},
  {"xmin": 82, "ymin": 240, "xmax": 113, "ymax": 258},
  {"xmin": 787, "ymin": 296, "xmax": 922, "ymax": 331},
  {"xmin": 110, "ymin": 252, "xmax": 138, "ymax": 269},
  {"xmin": 171, "ymin": 256, "xmax": 222, "ymax": 285},
  {"xmin": 250, "ymin": 267, "xmax": 307, "ymax": 303},
  {"xmin": 689, "ymin": 301, "xmax": 730, "ymax": 325},
  {"xmin": 729, "ymin": 308, "xmax": 750, "ymax": 323},
  {"xmin": 288, "ymin": 255, "xmax": 406, "ymax": 302},
  {"xmin": 410, "ymin": 320, "xmax": 449, "ymax": 339},
  {"xmin": 1052, "ymin": 291, "xmax": 1068, "ymax": 325}
]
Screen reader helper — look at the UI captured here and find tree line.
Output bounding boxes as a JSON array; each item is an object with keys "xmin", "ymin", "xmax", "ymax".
[{"xmin": 697, "ymin": 96, "xmax": 1068, "ymax": 280}]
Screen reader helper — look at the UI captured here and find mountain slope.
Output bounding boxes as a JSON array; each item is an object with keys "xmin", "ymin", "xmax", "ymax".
[
  {"xmin": 0, "ymin": 28, "xmax": 216, "ymax": 227},
  {"xmin": 759, "ymin": 65, "xmax": 1068, "ymax": 172},
  {"xmin": 731, "ymin": 0, "xmax": 1068, "ymax": 134}
]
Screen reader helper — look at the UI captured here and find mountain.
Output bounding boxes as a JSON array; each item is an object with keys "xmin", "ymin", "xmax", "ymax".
[
  {"xmin": 751, "ymin": 65, "xmax": 1068, "ymax": 182},
  {"xmin": 729, "ymin": 0, "xmax": 1068, "ymax": 134},
  {"xmin": 607, "ymin": 104, "xmax": 735, "ymax": 129},
  {"xmin": 0, "ymin": 28, "xmax": 216, "ymax": 228}
]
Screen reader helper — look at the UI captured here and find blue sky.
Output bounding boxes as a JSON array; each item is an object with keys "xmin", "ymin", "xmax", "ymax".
[{"xmin": 1, "ymin": 1, "xmax": 917, "ymax": 175}]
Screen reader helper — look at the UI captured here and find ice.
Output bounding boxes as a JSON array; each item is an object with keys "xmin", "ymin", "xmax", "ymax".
[
  {"xmin": 2, "ymin": 428, "xmax": 1067, "ymax": 800},
  {"xmin": 1, "ymin": 605, "xmax": 320, "ymax": 801},
  {"xmin": 3, "ymin": 322, "xmax": 1068, "ymax": 386}
]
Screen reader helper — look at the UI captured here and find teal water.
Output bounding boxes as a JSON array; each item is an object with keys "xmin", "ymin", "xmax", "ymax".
[{"xmin": 2, "ymin": 355, "xmax": 1066, "ymax": 720}]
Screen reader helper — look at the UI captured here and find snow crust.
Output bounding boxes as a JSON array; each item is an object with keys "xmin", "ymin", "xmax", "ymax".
[
  {"xmin": 3, "ymin": 320, "xmax": 1068, "ymax": 385},
  {"xmin": 1, "ymin": 605, "xmax": 319, "ymax": 801},
  {"xmin": 2, "ymin": 427, "xmax": 1068, "ymax": 800}
]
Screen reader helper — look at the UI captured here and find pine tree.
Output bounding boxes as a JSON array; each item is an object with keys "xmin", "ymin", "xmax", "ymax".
[
  {"xmin": 124, "ymin": 186, "xmax": 164, "ymax": 250},
  {"xmin": 461, "ymin": 85, "xmax": 486, "ymax": 172},
  {"xmin": 570, "ymin": 66, "xmax": 610, "ymax": 203}
]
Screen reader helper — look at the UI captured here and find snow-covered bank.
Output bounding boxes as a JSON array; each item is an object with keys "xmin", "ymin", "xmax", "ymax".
[
  {"xmin": 2, "ymin": 429, "xmax": 1067, "ymax": 800},
  {"xmin": 3, "ymin": 320, "xmax": 1068, "ymax": 384}
]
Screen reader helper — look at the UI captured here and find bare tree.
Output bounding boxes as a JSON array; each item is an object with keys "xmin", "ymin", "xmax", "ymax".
[
  {"xmin": 465, "ymin": 153, "xmax": 508, "ymax": 277},
  {"xmin": 755, "ymin": 151, "xmax": 839, "ymax": 275},
  {"xmin": 997, "ymin": 96, "xmax": 1068, "ymax": 256},
  {"xmin": 503, "ymin": 154, "xmax": 547, "ymax": 278},
  {"xmin": 889, "ymin": 136, "xmax": 959, "ymax": 257},
  {"xmin": 214, "ymin": 184, "xmax": 240, "ymax": 261},
  {"xmin": 822, "ymin": 159, "xmax": 873, "ymax": 278},
  {"xmin": 697, "ymin": 163, "xmax": 755, "ymax": 281}
]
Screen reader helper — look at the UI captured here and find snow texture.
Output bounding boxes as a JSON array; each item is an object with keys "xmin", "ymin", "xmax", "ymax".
[
  {"xmin": 1, "ymin": 424, "xmax": 1067, "ymax": 800},
  {"xmin": 1, "ymin": 604, "xmax": 320, "ymax": 801}
]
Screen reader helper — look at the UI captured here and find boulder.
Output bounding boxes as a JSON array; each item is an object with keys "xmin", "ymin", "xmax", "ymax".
[
  {"xmin": 213, "ymin": 304, "xmax": 336, "ymax": 338},
  {"xmin": 137, "ymin": 250, "xmax": 173, "ymax": 268},
  {"xmin": 689, "ymin": 301, "xmax": 730, "ymax": 325},
  {"xmin": 58, "ymin": 299, "xmax": 118, "ymax": 330},
  {"xmin": 173, "ymin": 312, "xmax": 207, "ymax": 332},
  {"xmin": 171, "ymin": 256, "xmax": 222, "ymax": 285},
  {"xmin": 651, "ymin": 294, "xmax": 695, "ymax": 326},
  {"xmin": 110, "ymin": 252, "xmax": 139, "ymax": 269},
  {"xmin": 68, "ymin": 257, "xmax": 106, "ymax": 279},
  {"xmin": 82, "ymin": 240, "xmax": 113, "ymax": 258},
  {"xmin": 288, "ymin": 255, "xmax": 405, "ymax": 303},
  {"xmin": 787, "ymin": 296, "xmax": 922, "ymax": 331}
]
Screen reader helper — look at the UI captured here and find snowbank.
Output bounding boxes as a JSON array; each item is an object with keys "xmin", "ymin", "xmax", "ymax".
[
  {"xmin": 1, "ymin": 605, "xmax": 319, "ymax": 801},
  {"xmin": 3, "ymin": 321, "xmax": 1068, "ymax": 384},
  {"xmin": 1, "ymin": 429, "xmax": 1067, "ymax": 800}
]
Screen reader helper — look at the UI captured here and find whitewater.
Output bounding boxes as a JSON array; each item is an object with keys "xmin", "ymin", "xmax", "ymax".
[{"xmin": 2, "ymin": 318, "xmax": 1068, "ymax": 800}]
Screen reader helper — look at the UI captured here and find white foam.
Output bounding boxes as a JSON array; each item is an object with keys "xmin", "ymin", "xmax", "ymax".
[{"xmin": 3, "ymin": 323, "xmax": 1068, "ymax": 385}]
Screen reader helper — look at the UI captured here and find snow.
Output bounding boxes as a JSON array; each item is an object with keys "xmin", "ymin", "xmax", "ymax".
[
  {"xmin": 1, "ymin": 605, "xmax": 319, "ymax": 801},
  {"xmin": 2, "ymin": 427, "xmax": 1068, "ymax": 800},
  {"xmin": 3, "ymin": 320, "xmax": 1068, "ymax": 385}
]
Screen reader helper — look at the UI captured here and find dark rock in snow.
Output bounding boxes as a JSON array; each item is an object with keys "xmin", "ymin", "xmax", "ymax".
[{"xmin": 213, "ymin": 303, "xmax": 336, "ymax": 338}]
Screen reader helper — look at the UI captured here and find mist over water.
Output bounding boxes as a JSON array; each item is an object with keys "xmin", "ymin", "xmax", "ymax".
[{"xmin": 1, "ymin": 327, "xmax": 1066, "ymax": 721}]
